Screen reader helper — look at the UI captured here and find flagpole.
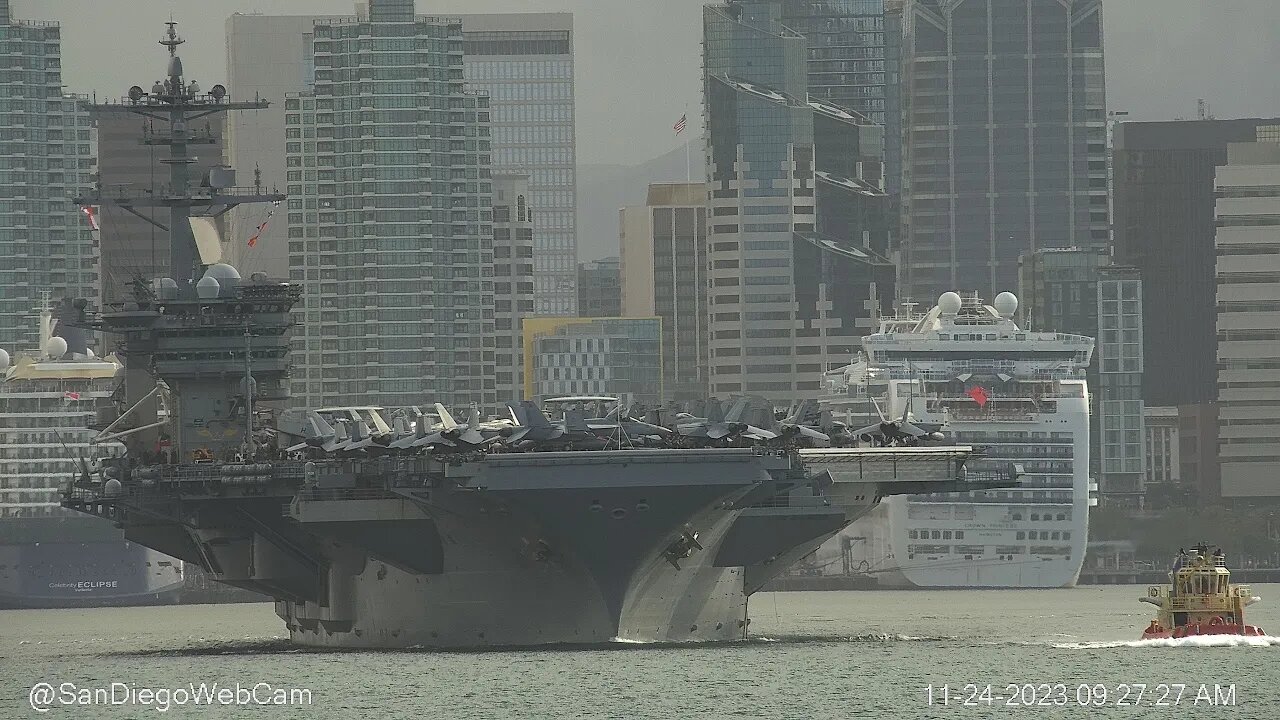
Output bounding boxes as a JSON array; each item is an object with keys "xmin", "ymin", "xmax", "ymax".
[{"xmin": 684, "ymin": 103, "xmax": 691, "ymax": 185}]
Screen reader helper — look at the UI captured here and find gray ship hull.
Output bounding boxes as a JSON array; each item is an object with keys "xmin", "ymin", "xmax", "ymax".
[
  {"xmin": 278, "ymin": 451, "xmax": 765, "ymax": 648},
  {"xmin": 67, "ymin": 447, "xmax": 1003, "ymax": 649},
  {"xmin": 0, "ymin": 517, "xmax": 185, "ymax": 610},
  {"xmin": 279, "ymin": 509, "xmax": 748, "ymax": 648}
]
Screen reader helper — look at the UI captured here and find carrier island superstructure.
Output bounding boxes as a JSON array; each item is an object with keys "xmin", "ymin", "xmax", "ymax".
[
  {"xmin": 837, "ymin": 292, "xmax": 1096, "ymax": 588},
  {"xmin": 60, "ymin": 22, "xmax": 1015, "ymax": 648}
]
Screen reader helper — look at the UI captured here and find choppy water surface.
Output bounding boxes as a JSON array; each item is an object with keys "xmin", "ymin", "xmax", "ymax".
[{"xmin": 3, "ymin": 585, "xmax": 1278, "ymax": 718}]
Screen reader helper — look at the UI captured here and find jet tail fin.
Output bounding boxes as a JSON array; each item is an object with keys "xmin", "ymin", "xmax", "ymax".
[
  {"xmin": 434, "ymin": 402, "xmax": 458, "ymax": 430},
  {"xmin": 506, "ymin": 402, "xmax": 526, "ymax": 426},
  {"xmin": 520, "ymin": 400, "xmax": 552, "ymax": 428},
  {"xmin": 706, "ymin": 399, "xmax": 725, "ymax": 424},
  {"xmin": 723, "ymin": 396, "xmax": 749, "ymax": 423}
]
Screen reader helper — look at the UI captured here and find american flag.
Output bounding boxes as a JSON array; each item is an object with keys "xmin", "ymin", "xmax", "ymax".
[{"xmin": 673, "ymin": 113, "xmax": 687, "ymax": 135}]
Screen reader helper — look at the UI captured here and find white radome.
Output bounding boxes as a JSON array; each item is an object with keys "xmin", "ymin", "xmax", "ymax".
[
  {"xmin": 993, "ymin": 292, "xmax": 1018, "ymax": 318},
  {"xmin": 196, "ymin": 275, "xmax": 221, "ymax": 299},
  {"xmin": 0, "ymin": 348, "xmax": 9, "ymax": 370},
  {"xmin": 45, "ymin": 336, "xmax": 68, "ymax": 359},
  {"xmin": 204, "ymin": 263, "xmax": 241, "ymax": 281},
  {"xmin": 937, "ymin": 291, "xmax": 962, "ymax": 315}
]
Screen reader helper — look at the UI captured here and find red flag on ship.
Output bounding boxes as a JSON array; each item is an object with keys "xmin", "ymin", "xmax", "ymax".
[
  {"xmin": 80, "ymin": 206, "xmax": 99, "ymax": 231},
  {"xmin": 64, "ymin": 391, "xmax": 82, "ymax": 401},
  {"xmin": 966, "ymin": 386, "xmax": 989, "ymax": 408}
]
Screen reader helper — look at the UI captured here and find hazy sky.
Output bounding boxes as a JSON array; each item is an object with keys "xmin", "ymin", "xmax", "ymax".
[{"xmin": 15, "ymin": 0, "xmax": 1280, "ymax": 167}]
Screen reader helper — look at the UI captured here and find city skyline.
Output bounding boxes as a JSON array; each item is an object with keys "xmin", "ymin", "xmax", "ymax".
[
  {"xmin": 12, "ymin": 0, "xmax": 1280, "ymax": 173},
  {"xmin": 0, "ymin": 0, "xmax": 1276, "ymax": 470}
]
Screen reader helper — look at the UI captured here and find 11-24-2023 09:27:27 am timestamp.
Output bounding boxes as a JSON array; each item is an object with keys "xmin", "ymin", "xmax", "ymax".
[{"xmin": 925, "ymin": 683, "xmax": 1238, "ymax": 707}]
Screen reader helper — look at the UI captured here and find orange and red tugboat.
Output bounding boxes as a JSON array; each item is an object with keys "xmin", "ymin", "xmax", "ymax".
[{"xmin": 1139, "ymin": 543, "xmax": 1265, "ymax": 640}]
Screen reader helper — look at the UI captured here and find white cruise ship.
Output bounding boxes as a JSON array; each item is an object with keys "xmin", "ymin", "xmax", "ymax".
[
  {"xmin": 831, "ymin": 291, "xmax": 1096, "ymax": 588},
  {"xmin": 0, "ymin": 301, "xmax": 184, "ymax": 608}
]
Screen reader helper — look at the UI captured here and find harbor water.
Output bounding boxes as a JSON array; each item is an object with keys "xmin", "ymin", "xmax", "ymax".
[{"xmin": 3, "ymin": 585, "xmax": 1278, "ymax": 718}]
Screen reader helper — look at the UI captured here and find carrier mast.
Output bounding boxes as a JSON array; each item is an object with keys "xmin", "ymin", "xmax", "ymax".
[{"xmin": 70, "ymin": 21, "xmax": 294, "ymax": 462}]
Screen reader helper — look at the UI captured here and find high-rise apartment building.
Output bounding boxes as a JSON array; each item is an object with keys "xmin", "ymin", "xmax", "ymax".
[
  {"xmin": 1214, "ymin": 128, "xmax": 1280, "ymax": 498},
  {"xmin": 1112, "ymin": 118, "xmax": 1280, "ymax": 408},
  {"xmin": 899, "ymin": 0, "xmax": 1108, "ymax": 302},
  {"xmin": 285, "ymin": 4, "xmax": 495, "ymax": 410},
  {"xmin": 1095, "ymin": 264, "xmax": 1145, "ymax": 505},
  {"xmin": 0, "ymin": 6, "xmax": 95, "ymax": 351},
  {"xmin": 461, "ymin": 13, "xmax": 577, "ymax": 315},
  {"xmin": 704, "ymin": 1, "xmax": 893, "ymax": 402},
  {"xmin": 620, "ymin": 183, "xmax": 709, "ymax": 401},
  {"xmin": 225, "ymin": 9, "xmax": 578, "ymax": 319},
  {"xmin": 492, "ymin": 173, "xmax": 534, "ymax": 402}
]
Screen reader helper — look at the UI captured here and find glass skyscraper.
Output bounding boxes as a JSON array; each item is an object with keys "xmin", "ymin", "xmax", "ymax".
[
  {"xmin": 286, "ymin": 4, "xmax": 495, "ymax": 411},
  {"xmin": 704, "ymin": 1, "xmax": 892, "ymax": 402},
  {"xmin": 461, "ymin": 14, "xmax": 577, "ymax": 315},
  {"xmin": 0, "ymin": 5, "xmax": 95, "ymax": 351},
  {"xmin": 900, "ymin": 0, "xmax": 1108, "ymax": 302},
  {"xmin": 780, "ymin": 0, "xmax": 888, "ymax": 125}
]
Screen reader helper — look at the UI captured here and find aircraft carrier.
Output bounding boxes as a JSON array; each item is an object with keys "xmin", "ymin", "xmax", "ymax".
[{"xmin": 60, "ymin": 22, "xmax": 1015, "ymax": 649}]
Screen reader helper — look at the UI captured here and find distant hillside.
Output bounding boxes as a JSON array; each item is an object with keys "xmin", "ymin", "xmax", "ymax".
[{"xmin": 576, "ymin": 143, "xmax": 706, "ymax": 263}]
